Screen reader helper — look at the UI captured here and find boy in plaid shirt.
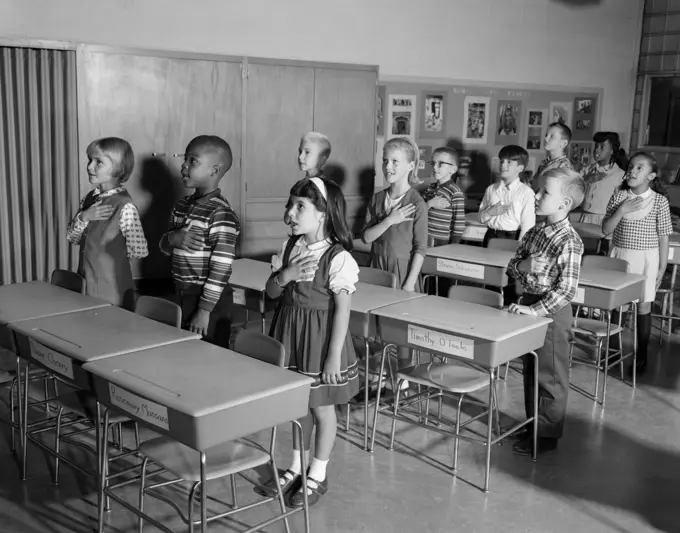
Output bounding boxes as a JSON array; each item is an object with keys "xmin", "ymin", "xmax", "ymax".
[{"xmin": 507, "ymin": 168, "xmax": 586, "ymax": 456}]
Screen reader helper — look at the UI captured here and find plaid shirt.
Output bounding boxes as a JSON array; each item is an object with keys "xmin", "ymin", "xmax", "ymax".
[
  {"xmin": 532, "ymin": 155, "xmax": 573, "ymax": 189},
  {"xmin": 160, "ymin": 189, "xmax": 240, "ymax": 312},
  {"xmin": 507, "ymin": 217, "xmax": 584, "ymax": 316},
  {"xmin": 605, "ymin": 188, "xmax": 672, "ymax": 250}
]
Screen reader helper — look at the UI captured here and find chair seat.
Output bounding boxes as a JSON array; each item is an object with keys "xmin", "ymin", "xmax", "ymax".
[
  {"xmin": 396, "ymin": 363, "xmax": 489, "ymax": 394},
  {"xmin": 55, "ymin": 392, "xmax": 129, "ymax": 424},
  {"xmin": 140, "ymin": 436, "xmax": 271, "ymax": 482},
  {"xmin": 573, "ymin": 318, "xmax": 624, "ymax": 338}
]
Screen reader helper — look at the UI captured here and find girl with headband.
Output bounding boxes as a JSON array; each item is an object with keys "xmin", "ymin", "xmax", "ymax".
[{"xmin": 263, "ymin": 176, "xmax": 359, "ymax": 507}]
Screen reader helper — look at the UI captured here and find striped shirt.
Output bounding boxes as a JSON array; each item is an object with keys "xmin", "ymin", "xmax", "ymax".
[
  {"xmin": 160, "ymin": 189, "xmax": 240, "ymax": 312},
  {"xmin": 422, "ymin": 180, "xmax": 466, "ymax": 242},
  {"xmin": 507, "ymin": 217, "xmax": 584, "ymax": 316},
  {"xmin": 605, "ymin": 188, "xmax": 672, "ymax": 250}
]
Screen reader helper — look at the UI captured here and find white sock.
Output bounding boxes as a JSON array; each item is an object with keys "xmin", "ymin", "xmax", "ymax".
[
  {"xmin": 307, "ymin": 457, "xmax": 328, "ymax": 482},
  {"xmin": 283, "ymin": 449, "xmax": 309, "ymax": 483}
]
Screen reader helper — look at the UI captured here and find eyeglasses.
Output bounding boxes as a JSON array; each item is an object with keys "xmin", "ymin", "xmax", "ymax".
[{"xmin": 428, "ymin": 161, "xmax": 454, "ymax": 168}]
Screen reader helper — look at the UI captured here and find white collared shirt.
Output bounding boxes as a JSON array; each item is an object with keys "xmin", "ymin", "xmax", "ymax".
[{"xmin": 479, "ymin": 178, "xmax": 536, "ymax": 234}]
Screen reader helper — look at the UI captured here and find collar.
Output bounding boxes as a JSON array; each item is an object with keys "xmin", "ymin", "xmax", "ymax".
[
  {"xmin": 188, "ymin": 188, "xmax": 221, "ymax": 205},
  {"xmin": 539, "ymin": 216, "xmax": 571, "ymax": 237},
  {"xmin": 630, "ymin": 188, "xmax": 653, "ymax": 199},
  {"xmin": 94, "ymin": 186, "xmax": 125, "ymax": 198},
  {"xmin": 594, "ymin": 162, "xmax": 615, "ymax": 173},
  {"xmin": 294, "ymin": 236, "xmax": 332, "ymax": 251},
  {"xmin": 546, "ymin": 154, "xmax": 568, "ymax": 164},
  {"xmin": 499, "ymin": 178, "xmax": 520, "ymax": 190}
]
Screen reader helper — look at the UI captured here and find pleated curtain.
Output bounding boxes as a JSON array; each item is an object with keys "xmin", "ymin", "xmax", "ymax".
[{"xmin": 0, "ymin": 47, "xmax": 80, "ymax": 284}]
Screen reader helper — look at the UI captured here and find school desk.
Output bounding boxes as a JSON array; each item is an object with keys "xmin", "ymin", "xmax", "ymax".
[
  {"xmin": 349, "ymin": 282, "xmax": 427, "ymax": 450},
  {"xmin": 230, "ymin": 258, "xmax": 275, "ymax": 333},
  {"xmin": 572, "ymin": 266, "xmax": 646, "ymax": 405},
  {"xmin": 572, "ymin": 222, "xmax": 605, "ymax": 254},
  {"xmin": 369, "ymin": 295, "xmax": 551, "ymax": 491},
  {"xmin": 422, "ymin": 244, "xmax": 516, "ymax": 292},
  {"xmin": 461, "ymin": 212, "xmax": 488, "ymax": 243},
  {"xmin": 652, "ymin": 233, "xmax": 680, "ymax": 342},
  {"xmin": 83, "ymin": 340, "xmax": 313, "ymax": 532}
]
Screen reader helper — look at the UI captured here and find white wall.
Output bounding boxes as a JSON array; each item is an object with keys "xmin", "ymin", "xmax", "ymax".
[{"xmin": 1, "ymin": 0, "xmax": 643, "ymax": 141}]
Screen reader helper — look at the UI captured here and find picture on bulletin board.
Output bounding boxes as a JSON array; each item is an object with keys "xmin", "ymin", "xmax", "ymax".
[
  {"xmin": 463, "ymin": 96, "xmax": 490, "ymax": 144},
  {"xmin": 387, "ymin": 94, "xmax": 417, "ymax": 138},
  {"xmin": 526, "ymin": 128, "xmax": 543, "ymax": 151},
  {"xmin": 572, "ymin": 96, "xmax": 597, "ymax": 141},
  {"xmin": 377, "ymin": 85, "xmax": 386, "ymax": 136},
  {"xmin": 420, "ymin": 93, "xmax": 447, "ymax": 138},
  {"xmin": 495, "ymin": 100, "xmax": 521, "ymax": 144},
  {"xmin": 549, "ymin": 101, "xmax": 573, "ymax": 128},
  {"xmin": 570, "ymin": 143, "xmax": 593, "ymax": 171},
  {"xmin": 525, "ymin": 108, "xmax": 547, "ymax": 151},
  {"xmin": 417, "ymin": 145, "xmax": 433, "ymax": 178}
]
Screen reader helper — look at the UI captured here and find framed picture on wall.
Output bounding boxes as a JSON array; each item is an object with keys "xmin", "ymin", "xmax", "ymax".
[
  {"xmin": 525, "ymin": 108, "xmax": 547, "ymax": 151},
  {"xmin": 495, "ymin": 100, "xmax": 522, "ymax": 144},
  {"xmin": 572, "ymin": 96, "xmax": 597, "ymax": 141},
  {"xmin": 387, "ymin": 94, "xmax": 417, "ymax": 139},
  {"xmin": 420, "ymin": 92, "xmax": 447, "ymax": 138},
  {"xmin": 462, "ymin": 96, "xmax": 490, "ymax": 144},
  {"xmin": 549, "ymin": 101, "xmax": 573, "ymax": 128}
]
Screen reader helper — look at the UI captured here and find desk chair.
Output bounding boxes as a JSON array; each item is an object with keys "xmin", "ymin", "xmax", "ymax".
[
  {"xmin": 569, "ymin": 255, "xmax": 632, "ymax": 403},
  {"xmin": 346, "ymin": 268, "xmax": 398, "ymax": 438},
  {"xmin": 50, "ymin": 269, "xmax": 86, "ymax": 294},
  {"xmin": 129, "ymin": 330, "xmax": 304, "ymax": 533},
  {"xmin": 387, "ymin": 287, "xmax": 502, "ymax": 481}
]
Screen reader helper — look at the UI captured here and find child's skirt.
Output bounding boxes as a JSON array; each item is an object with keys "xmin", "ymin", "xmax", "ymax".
[{"xmin": 610, "ymin": 246, "xmax": 659, "ymax": 303}]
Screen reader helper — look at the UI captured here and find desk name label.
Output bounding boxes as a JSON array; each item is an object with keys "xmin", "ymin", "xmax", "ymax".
[
  {"xmin": 436, "ymin": 258, "xmax": 485, "ymax": 280},
  {"xmin": 233, "ymin": 288, "xmax": 246, "ymax": 306},
  {"xmin": 572, "ymin": 287, "xmax": 586, "ymax": 305},
  {"xmin": 109, "ymin": 384, "xmax": 170, "ymax": 430},
  {"xmin": 29, "ymin": 339, "xmax": 74, "ymax": 379},
  {"xmin": 408, "ymin": 325, "xmax": 474, "ymax": 359}
]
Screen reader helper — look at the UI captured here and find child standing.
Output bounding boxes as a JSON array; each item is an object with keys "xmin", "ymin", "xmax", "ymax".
[
  {"xmin": 160, "ymin": 135, "xmax": 240, "ymax": 348},
  {"xmin": 479, "ymin": 145, "xmax": 536, "ymax": 246},
  {"xmin": 284, "ymin": 132, "xmax": 331, "ymax": 225},
  {"xmin": 264, "ymin": 177, "xmax": 359, "ymax": 507},
  {"xmin": 362, "ymin": 136, "xmax": 428, "ymax": 370},
  {"xmin": 507, "ymin": 168, "xmax": 585, "ymax": 456},
  {"xmin": 422, "ymin": 147, "xmax": 466, "ymax": 246},
  {"xmin": 603, "ymin": 152, "xmax": 672, "ymax": 375},
  {"xmin": 579, "ymin": 132, "xmax": 627, "ymax": 255},
  {"xmin": 532, "ymin": 123, "xmax": 574, "ymax": 189},
  {"xmin": 67, "ymin": 137, "xmax": 148, "ymax": 308}
]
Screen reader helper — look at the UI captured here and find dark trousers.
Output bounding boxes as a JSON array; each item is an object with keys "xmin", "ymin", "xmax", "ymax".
[
  {"xmin": 427, "ymin": 237, "xmax": 453, "ymax": 296},
  {"xmin": 520, "ymin": 294, "xmax": 572, "ymax": 440},
  {"xmin": 176, "ymin": 285, "xmax": 233, "ymax": 348}
]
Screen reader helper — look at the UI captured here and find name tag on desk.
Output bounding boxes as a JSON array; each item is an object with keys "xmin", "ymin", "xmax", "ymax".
[
  {"xmin": 408, "ymin": 324, "xmax": 474, "ymax": 359},
  {"xmin": 436, "ymin": 258, "xmax": 485, "ymax": 280},
  {"xmin": 572, "ymin": 287, "xmax": 586, "ymax": 305},
  {"xmin": 29, "ymin": 338, "xmax": 74, "ymax": 379},
  {"xmin": 233, "ymin": 288, "xmax": 246, "ymax": 306},
  {"xmin": 109, "ymin": 384, "xmax": 170, "ymax": 430}
]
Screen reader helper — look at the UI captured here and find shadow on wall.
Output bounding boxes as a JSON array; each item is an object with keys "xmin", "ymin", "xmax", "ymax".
[
  {"xmin": 445, "ymin": 138, "xmax": 492, "ymax": 210},
  {"xmin": 137, "ymin": 156, "xmax": 185, "ymax": 281}
]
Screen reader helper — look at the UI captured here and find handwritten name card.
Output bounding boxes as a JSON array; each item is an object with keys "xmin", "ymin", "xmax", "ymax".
[
  {"xmin": 436, "ymin": 258, "xmax": 485, "ymax": 280},
  {"xmin": 408, "ymin": 324, "xmax": 474, "ymax": 359}
]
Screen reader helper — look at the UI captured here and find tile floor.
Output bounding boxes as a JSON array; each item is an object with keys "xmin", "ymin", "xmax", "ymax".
[{"xmin": 1, "ymin": 320, "xmax": 679, "ymax": 533}]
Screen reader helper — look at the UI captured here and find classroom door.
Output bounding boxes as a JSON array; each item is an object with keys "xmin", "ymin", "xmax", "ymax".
[
  {"xmin": 243, "ymin": 62, "xmax": 315, "ymax": 257},
  {"xmin": 312, "ymin": 68, "xmax": 377, "ymax": 233}
]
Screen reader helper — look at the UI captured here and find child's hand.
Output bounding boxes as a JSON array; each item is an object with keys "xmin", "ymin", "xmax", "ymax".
[
  {"xmin": 427, "ymin": 197, "xmax": 448, "ymax": 210},
  {"xmin": 386, "ymin": 203, "xmax": 416, "ymax": 226},
  {"xmin": 619, "ymin": 195, "xmax": 646, "ymax": 214},
  {"xmin": 81, "ymin": 200, "xmax": 113, "ymax": 222},
  {"xmin": 280, "ymin": 255, "xmax": 318, "ymax": 284},
  {"xmin": 485, "ymin": 202, "xmax": 508, "ymax": 217},
  {"xmin": 507, "ymin": 303, "xmax": 536, "ymax": 316},
  {"xmin": 169, "ymin": 226, "xmax": 203, "ymax": 252},
  {"xmin": 322, "ymin": 356, "xmax": 342, "ymax": 385},
  {"xmin": 188, "ymin": 309, "xmax": 210, "ymax": 337}
]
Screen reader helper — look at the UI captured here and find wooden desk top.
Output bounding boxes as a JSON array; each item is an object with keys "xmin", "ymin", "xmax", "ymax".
[
  {"xmin": 9, "ymin": 305, "xmax": 199, "ymax": 362},
  {"xmin": 372, "ymin": 296, "xmax": 551, "ymax": 342},
  {"xmin": 230, "ymin": 258, "xmax": 272, "ymax": 291},
  {"xmin": 83, "ymin": 340, "xmax": 312, "ymax": 417},
  {"xmin": 351, "ymin": 282, "xmax": 426, "ymax": 315},
  {"xmin": 426, "ymin": 244, "xmax": 515, "ymax": 268},
  {"xmin": 0, "ymin": 281, "xmax": 110, "ymax": 325},
  {"xmin": 578, "ymin": 267, "xmax": 647, "ymax": 291}
]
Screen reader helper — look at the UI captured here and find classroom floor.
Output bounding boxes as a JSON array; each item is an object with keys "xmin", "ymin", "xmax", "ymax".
[{"xmin": 1, "ymin": 320, "xmax": 679, "ymax": 533}]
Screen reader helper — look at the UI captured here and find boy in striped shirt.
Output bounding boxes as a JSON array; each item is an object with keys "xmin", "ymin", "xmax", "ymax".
[
  {"xmin": 423, "ymin": 147, "xmax": 466, "ymax": 246},
  {"xmin": 160, "ymin": 135, "xmax": 240, "ymax": 347}
]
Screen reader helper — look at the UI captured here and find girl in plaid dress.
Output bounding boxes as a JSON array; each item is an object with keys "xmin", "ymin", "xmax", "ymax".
[{"xmin": 603, "ymin": 152, "xmax": 672, "ymax": 375}]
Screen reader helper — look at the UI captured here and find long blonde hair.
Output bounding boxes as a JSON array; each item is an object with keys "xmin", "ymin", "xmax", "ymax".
[{"xmin": 384, "ymin": 136, "xmax": 420, "ymax": 184}]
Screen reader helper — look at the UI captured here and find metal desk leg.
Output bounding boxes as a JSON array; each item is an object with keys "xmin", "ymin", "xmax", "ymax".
[
  {"xmin": 259, "ymin": 292, "xmax": 267, "ymax": 334},
  {"xmin": 200, "ymin": 452, "xmax": 207, "ymax": 533},
  {"xmin": 668, "ymin": 265, "xmax": 677, "ymax": 341},
  {"xmin": 369, "ymin": 344, "xmax": 392, "ymax": 452},
  {"xmin": 601, "ymin": 310, "xmax": 612, "ymax": 406},
  {"xmin": 363, "ymin": 338, "xmax": 370, "ymax": 451},
  {"xmin": 483, "ymin": 369, "xmax": 494, "ymax": 493},
  {"xmin": 532, "ymin": 351, "xmax": 539, "ymax": 463},
  {"xmin": 16, "ymin": 352, "xmax": 23, "ymax": 458},
  {"xmin": 293, "ymin": 420, "xmax": 310, "ymax": 533},
  {"xmin": 21, "ymin": 361, "xmax": 29, "ymax": 480}
]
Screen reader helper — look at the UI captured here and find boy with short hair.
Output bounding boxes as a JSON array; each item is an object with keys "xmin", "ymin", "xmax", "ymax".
[
  {"xmin": 532, "ymin": 123, "xmax": 574, "ymax": 189},
  {"xmin": 160, "ymin": 135, "xmax": 240, "ymax": 348},
  {"xmin": 507, "ymin": 168, "xmax": 585, "ymax": 456},
  {"xmin": 479, "ymin": 145, "xmax": 535, "ymax": 247},
  {"xmin": 423, "ymin": 147, "xmax": 466, "ymax": 246}
]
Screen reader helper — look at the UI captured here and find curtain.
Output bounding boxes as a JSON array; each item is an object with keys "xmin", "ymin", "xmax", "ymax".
[{"xmin": 0, "ymin": 47, "xmax": 80, "ymax": 285}]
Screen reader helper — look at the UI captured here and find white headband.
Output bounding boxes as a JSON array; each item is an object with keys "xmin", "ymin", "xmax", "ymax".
[{"xmin": 309, "ymin": 177, "xmax": 327, "ymax": 201}]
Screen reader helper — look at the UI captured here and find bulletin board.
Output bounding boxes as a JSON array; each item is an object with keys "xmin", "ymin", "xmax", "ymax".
[{"xmin": 377, "ymin": 77, "xmax": 603, "ymax": 205}]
